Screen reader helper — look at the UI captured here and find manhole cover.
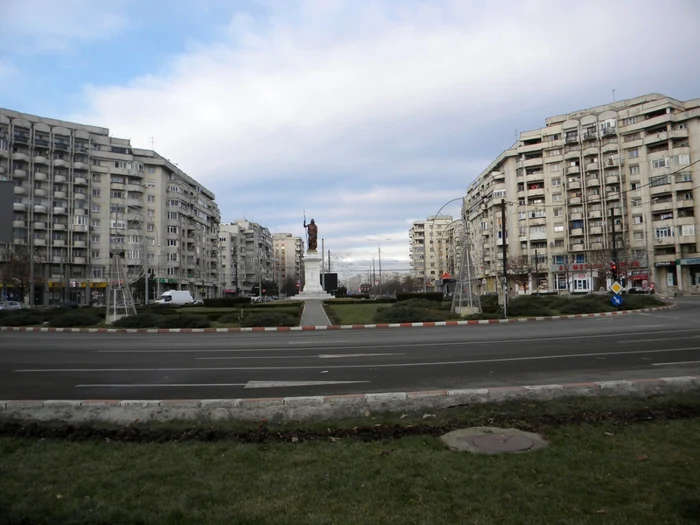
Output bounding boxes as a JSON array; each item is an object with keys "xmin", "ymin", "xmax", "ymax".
[
  {"xmin": 471, "ymin": 433, "xmax": 535, "ymax": 452},
  {"xmin": 440, "ymin": 427, "xmax": 548, "ymax": 454}
]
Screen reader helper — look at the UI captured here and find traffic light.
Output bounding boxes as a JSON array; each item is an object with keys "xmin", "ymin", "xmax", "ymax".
[{"xmin": 611, "ymin": 261, "xmax": 618, "ymax": 280}]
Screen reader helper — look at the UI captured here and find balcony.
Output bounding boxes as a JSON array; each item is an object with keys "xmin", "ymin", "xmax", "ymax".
[
  {"xmin": 671, "ymin": 128, "xmax": 689, "ymax": 139},
  {"xmin": 586, "ymin": 178, "xmax": 600, "ymax": 187},
  {"xmin": 565, "ymin": 135, "xmax": 579, "ymax": 144},
  {"xmin": 53, "ymin": 191, "xmax": 66, "ymax": 199},
  {"xmin": 571, "ymin": 244, "xmax": 585, "ymax": 252},
  {"xmin": 34, "ymin": 188, "xmax": 47, "ymax": 197},
  {"xmin": 13, "ymin": 202, "xmax": 27, "ymax": 211},
  {"xmin": 52, "ymin": 256, "xmax": 64, "ymax": 264},
  {"xmin": 73, "ymin": 161, "xmax": 88, "ymax": 170},
  {"xmin": 74, "ymin": 240, "xmax": 86, "ymax": 248},
  {"xmin": 588, "ymin": 210, "xmax": 601, "ymax": 218},
  {"xmin": 33, "ymin": 155, "xmax": 48, "ymax": 164},
  {"xmin": 654, "ymin": 237, "xmax": 675, "ymax": 247},
  {"xmin": 54, "ymin": 174, "xmax": 66, "ymax": 183},
  {"xmin": 606, "ymin": 191, "xmax": 621, "ymax": 200},
  {"xmin": 14, "ymin": 169, "xmax": 27, "ymax": 178},
  {"xmin": 604, "ymin": 157, "xmax": 623, "ymax": 168},
  {"xmin": 570, "ymin": 213, "xmax": 583, "ymax": 221},
  {"xmin": 73, "ymin": 224, "xmax": 88, "ymax": 232},
  {"xmin": 33, "ymin": 205, "xmax": 46, "ymax": 213},
  {"xmin": 127, "ymin": 184, "xmax": 144, "ymax": 193},
  {"xmin": 590, "ymin": 226, "xmax": 603, "ymax": 235},
  {"xmin": 0, "ymin": 148, "xmax": 7, "ymax": 158},
  {"xmin": 523, "ymin": 157, "xmax": 543, "ymax": 168},
  {"xmin": 74, "ymin": 177, "xmax": 88, "ymax": 185},
  {"xmin": 569, "ymin": 197, "xmax": 582, "ymax": 205},
  {"xmin": 74, "ymin": 192, "xmax": 87, "ymax": 200},
  {"xmin": 53, "ymin": 223, "xmax": 66, "ymax": 230},
  {"xmin": 566, "ymin": 165, "xmax": 580, "ymax": 175},
  {"xmin": 568, "ymin": 180, "xmax": 581, "ymax": 190},
  {"xmin": 73, "ymin": 256, "xmax": 87, "ymax": 264},
  {"xmin": 679, "ymin": 235, "xmax": 696, "ymax": 245},
  {"xmin": 677, "ymin": 199, "xmax": 694, "ymax": 208},
  {"xmin": 13, "ymin": 186, "xmax": 26, "ymax": 195},
  {"xmin": 53, "ymin": 159, "xmax": 69, "ymax": 168},
  {"xmin": 528, "ymin": 187, "xmax": 546, "ymax": 197},
  {"xmin": 74, "ymin": 208, "xmax": 87, "ymax": 215},
  {"xmin": 34, "ymin": 171, "xmax": 47, "ymax": 181},
  {"xmin": 564, "ymin": 149, "xmax": 580, "ymax": 160},
  {"xmin": 53, "ymin": 207, "xmax": 67, "ymax": 214},
  {"xmin": 571, "ymin": 228, "xmax": 584, "ymax": 236},
  {"xmin": 587, "ymin": 194, "xmax": 601, "ymax": 202},
  {"xmin": 602, "ymin": 142, "xmax": 618, "ymax": 154},
  {"xmin": 675, "ymin": 181, "xmax": 694, "ymax": 192},
  {"xmin": 590, "ymin": 242, "xmax": 604, "ymax": 250},
  {"xmin": 12, "ymin": 239, "xmax": 26, "ymax": 246},
  {"xmin": 54, "ymin": 239, "xmax": 66, "ymax": 247},
  {"xmin": 33, "ymin": 239, "xmax": 46, "ymax": 246},
  {"xmin": 605, "ymin": 175, "xmax": 619, "ymax": 185},
  {"xmin": 13, "ymin": 152, "xmax": 29, "ymax": 162},
  {"xmin": 33, "ymin": 221, "xmax": 46, "ymax": 229},
  {"xmin": 12, "ymin": 220, "xmax": 26, "ymax": 228},
  {"xmin": 583, "ymin": 146, "xmax": 598, "ymax": 156},
  {"xmin": 644, "ymin": 131, "xmax": 668, "ymax": 145},
  {"xmin": 585, "ymin": 162, "xmax": 599, "ymax": 171}
]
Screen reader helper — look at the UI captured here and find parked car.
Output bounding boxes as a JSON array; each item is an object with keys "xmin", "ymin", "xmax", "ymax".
[
  {"xmin": 55, "ymin": 301, "xmax": 79, "ymax": 309},
  {"xmin": 192, "ymin": 299, "xmax": 204, "ymax": 306},
  {"xmin": 0, "ymin": 301, "xmax": 23, "ymax": 310}
]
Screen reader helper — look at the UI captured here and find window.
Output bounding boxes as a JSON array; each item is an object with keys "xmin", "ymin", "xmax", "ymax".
[
  {"xmin": 110, "ymin": 220, "xmax": 126, "ymax": 229},
  {"xmin": 628, "ymin": 149, "xmax": 639, "ymax": 159},
  {"xmin": 552, "ymin": 194, "xmax": 562, "ymax": 202},
  {"xmin": 148, "ymin": 209, "xmax": 155, "ymax": 217},
  {"xmin": 91, "ymin": 266, "xmax": 104, "ymax": 278},
  {"xmin": 167, "ymin": 211, "xmax": 178, "ymax": 220},
  {"xmin": 167, "ymin": 239, "xmax": 178, "ymax": 247},
  {"xmin": 546, "ymin": 148, "xmax": 561, "ymax": 157},
  {"xmin": 624, "ymin": 133, "xmax": 640, "ymax": 142},
  {"xmin": 631, "ymin": 182, "xmax": 641, "ymax": 190},
  {"xmin": 110, "ymin": 236, "xmax": 125, "ymax": 244},
  {"xmin": 92, "ymin": 189, "xmax": 101, "ymax": 197},
  {"xmin": 550, "ymin": 163, "xmax": 562, "ymax": 172},
  {"xmin": 147, "ymin": 182, "xmax": 156, "ymax": 189},
  {"xmin": 551, "ymin": 178, "xmax": 561, "ymax": 187},
  {"xmin": 147, "ymin": 167, "xmax": 155, "ymax": 173},
  {"xmin": 633, "ymin": 232, "xmax": 644, "ymax": 240},
  {"xmin": 167, "ymin": 226, "xmax": 179, "ymax": 234},
  {"xmin": 91, "ymin": 204, "xmax": 101, "ymax": 213},
  {"xmin": 91, "ymin": 250, "xmax": 100, "ymax": 258},
  {"xmin": 91, "ymin": 219, "xmax": 101, "ymax": 228},
  {"xmin": 681, "ymin": 225, "xmax": 695, "ymax": 236},
  {"xmin": 553, "ymin": 225, "xmax": 564, "ymax": 232},
  {"xmin": 147, "ymin": 223, "xmax": 154, "ymax": 232},
  {"xmin": 676, "ymin": 172, "xmax": 692, "ymax": 182},
  {"xmin": 127, "ymin": 250, "xmax": 141, "ymax": 260},
  {"xmin": 633, "ymin": 216, "xmax": 643, "ymax": 224},
  {"xmin": 574, "ymin": 279, "xmax": 589, "ymax": 291},
  {"xmin": 553, "ymin": 208, "xmax": 562, "ymax": 217},
  {"xmin": 166, "ymin": 267, "xmax": 177, "ymax": 276},
  {"xmin": 110, "ymin": 190, "xmax": 124, "ymax": 199},
  {"xmin": 651, "ymin": 157, "xmax": 669, "ymax": 169},
  {"xmin": 111, "ymin": 176, "xmax": 125, "ymax": 184},
  {"xmin": 74, "ymin": 216, "xmax": 87, "ymax": 226},
  {"xmin": 650, "ymin": 175, "xmax": 670, "ymax": 187},
  {"xmin": 629, "ymin": 165, "xmax": 640, "ymax": 175},
  {"xmin": 655, "ymin": 227, "xmax": 673, "ymax": 238},
  {"xmin": 493, "ymin": 189, "xmax": 506, "ymax": 198},
  {"xmin": 631, "ymin": 198, "xmax": 641, "ymax": 207},
  {"xmin": 622, "ymin": 117, "xmax": 637, "ymax": 126},
  {"xmin": 575, "ymin": 254, "xmax": 585, "ymax": 264},
  {"xmin": 147, "ymin": 195, "xmax": 155, "ymax": 202},
  {"xmin": 129, "ymin": 235, "xmax": 142, "ymax": 244},
  {"xmin": 168, "ymin": 253, "xmax": 179, "ymax": 262},
  {"xmin": 92, "ymin": 174, "xmax": 101, "ymax": 182},
  {"xmin": 675, "ymin": 154, "xmax": 690, "ymax": 166},
  {"xmin": 90, "ymin": 235, "xmax": 100, "ymax": 243}
]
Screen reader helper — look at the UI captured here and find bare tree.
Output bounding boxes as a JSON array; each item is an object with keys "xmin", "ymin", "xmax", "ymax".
[
  {"xmin": 506, "ymin": 255, "xmax": 533, "ymax": 294},
  {"xmin": 0, "ymin": 246, "xmax": 43, "ymax": 301}
]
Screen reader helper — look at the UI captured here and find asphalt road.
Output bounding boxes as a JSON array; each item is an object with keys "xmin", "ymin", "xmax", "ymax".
[{"xmin": 2, "ymin": 298, "xmax": 699, "ymax": 400}]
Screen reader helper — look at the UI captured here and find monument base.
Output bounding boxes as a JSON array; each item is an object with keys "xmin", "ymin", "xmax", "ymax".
[{"xmin": 296, "ymin": 250, "xmax": 333, "ymax": 301}]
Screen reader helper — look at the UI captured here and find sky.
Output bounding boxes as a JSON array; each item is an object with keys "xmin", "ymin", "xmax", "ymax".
[{"xmin": 3, "ymin": 0, "xmax": 700, "ymax": 276}]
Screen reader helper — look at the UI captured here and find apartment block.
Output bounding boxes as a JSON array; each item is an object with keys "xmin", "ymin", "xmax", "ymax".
[
  {"xmin": 272, "ymin": 233, "xmax": 303, "ymax": 291},
  {"xmin": 463, "ymin": 93, "xmax": 700, "ymax": 296},
  {"xmin": 220, "ymin": 220, "xmax": 273, "ymax": 296},
  {"xmin": 409, "ymin": 215, "xmax": 458, "ymax": 290},
  {"xmin": 0, "ymin": 108, "xmax": 221, "ymax": 305}
]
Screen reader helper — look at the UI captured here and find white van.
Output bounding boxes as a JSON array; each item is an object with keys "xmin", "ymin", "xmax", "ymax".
[{"xmin": 156, "ymin": 290, "xmax": 194, "ymax": 305}]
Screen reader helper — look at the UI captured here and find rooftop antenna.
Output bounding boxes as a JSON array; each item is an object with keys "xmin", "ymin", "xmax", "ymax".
[
  {"xmin": 150, "ymin": 136, "xmax": 155, "ymax": 150},
  {"xmin": 612, "ymin": 89, "xmax": 616, "ymax": 102}
]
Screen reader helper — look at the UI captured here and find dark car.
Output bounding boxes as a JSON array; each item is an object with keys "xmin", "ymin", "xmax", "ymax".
[{"xmin": 55, "ymin": 301, "xmax": 79, "ymax": 309}]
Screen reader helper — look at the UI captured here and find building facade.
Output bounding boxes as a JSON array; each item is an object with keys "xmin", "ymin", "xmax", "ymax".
[
  {"xmin": 408, "ymin": 215, "xmax": 457, "ymax": 290},
  {"xmin": 220, "ymin": 220, "xmax": 273, "ymax": 296},
  {"xmin": 463, "ymin": 93, "xmax": 699, "ymax": 296},
  {"xmin": 0, "ymin": 108, "xmax": 220, "ymax": 305},
  {"xmin": 272, "ymin": 233, "xmax": 303, "ymax": 293}
]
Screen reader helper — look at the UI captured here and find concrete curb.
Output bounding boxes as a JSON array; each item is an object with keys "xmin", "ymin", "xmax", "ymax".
[
  {"xmin": 0, "ymin": 304, "xmax": 676, "ymax": 334},
  {"xmin": 2, "ymin": 375, "xmax": 697, "ymax": 424}
]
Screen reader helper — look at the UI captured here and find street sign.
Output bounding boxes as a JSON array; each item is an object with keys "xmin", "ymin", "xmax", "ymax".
[
  {"xmin": 609, "ymin": 281, "xmax": 623, "ymax": 294},
  {"xmin": 611, "ymin": 294, "xmax": 623, "ymax": 307}
]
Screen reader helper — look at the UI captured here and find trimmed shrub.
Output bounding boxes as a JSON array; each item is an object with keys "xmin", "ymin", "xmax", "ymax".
[
  {"xmin": 48, "ymin": 310, "xmax": 101, "ymax": 327},
  {"xmin": 155, "ymin": 314, "xmax": 210, "ymax": 329},
  {"xmin": 397, "ymin": 298, "xmax": 448, "ymax": 310},
  {"xmin": 479, "ymin": 294, "xmax": 501, "ymax": 315},
  {"xmin": 506, "ymin": 297, "xmax": 554, "ymax": 317},
  {"xmin": 463, "ymin": 312, "xmax": 503, "ymax": 321},
  {"xmin": 554, "ymin": 297, "xmax": 616, "ymax": 315},
  {"xmin": 346, "ymin": 294, "xmax": 370, "ymax": 300},
  {"xmin": 203, "ymin": 297, "xmax": 252, "ymax": 308},
  {"xmin": 0, "ymin": 311, "xmax": 45, "ymax": 326},
  {"xmin": 217, "ymin": 312, "xmax": 244, "ymax": 324},
  {"xmin": 395, "ymin": 292, "xmax": 444, "ymax": 303},
  {"xmin": 240, "ymin": 312, "xmax": 298, "ymax": 327},
  {"xmin": 618, "ymin": 294, "xmax": 664, "ymax": 310},
  {"xmin": 112, "ymin": 313, "xmax": 163, "ymax": 328},
  {"xmin": 374, "ymin": 305, "xmax": 450, "ymax": 323}
]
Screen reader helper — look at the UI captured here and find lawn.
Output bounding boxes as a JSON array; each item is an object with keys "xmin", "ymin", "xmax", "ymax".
[
  {"xmin": 2, "ymin": 394, "xmax": 700, "ymax": 524},
  {"xmin": 324, "ymin": 303, "xmax": 391, "ymax": 324}
]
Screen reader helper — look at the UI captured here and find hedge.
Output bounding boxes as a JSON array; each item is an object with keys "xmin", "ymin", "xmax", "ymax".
[
  {"xmin": 203, "ymin": 297, "xmax": 252, "ymax": 307},
  {"xmin": 48, "ymin": 310, "xmax": 102, "ymax": 327},
  {"xmin": 240, "ymin": 312, "xmax": 298, "ymax": 327},
  {"xmin": 374, "ymin": 305, "xmax": 452, "ymax": 323},
  {"xmin": 395, "ymin": 292, "xmax": 444, "ymax": 303}
]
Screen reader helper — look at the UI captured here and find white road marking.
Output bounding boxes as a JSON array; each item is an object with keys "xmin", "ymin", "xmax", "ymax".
[
  {"xmin": 651, "ymin": 360, "xmax": 700, "ymax": 367},
  {"xmin": 76, "ymin": 383, "xmax": 248, "ymax": 388},
  {"xmin": 244, "ymin": 380, "xmax": 369, "ymax": 389},
  {"xmin": 93, "ymin": 328, "xmax": 700, "ymax": 354},
  {"xmin": 16, "ymin": 346, "xmax": 700, "ymax": 372},
  {"xmin": 635, "ymin": 313, "xmax": 684, "ymax": 320},
  {"xmin": 618, "ymin": 336, "xmax": 700, "ymax": 344},
  {"xmin": 288, "ymin": 340, "xmax": 349, "ymax": 345},
  {"xmin": 195, "ymin": 353, "xmax": 403, "ymax": 361}
]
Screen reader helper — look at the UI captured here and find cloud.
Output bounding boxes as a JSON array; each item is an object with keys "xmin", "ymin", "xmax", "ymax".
[
  {"xmin": 0, "ymin": 0, "xmax": 130, "ymax": 54},
  {"xmin": 60, "ymin": 0, "xmax": 700, "ymax": 273}
]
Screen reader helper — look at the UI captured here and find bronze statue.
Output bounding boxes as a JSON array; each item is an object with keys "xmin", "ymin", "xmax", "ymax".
[{"xmin": 303, "ymin": 218, "xmax": 318, "ymax": 251}]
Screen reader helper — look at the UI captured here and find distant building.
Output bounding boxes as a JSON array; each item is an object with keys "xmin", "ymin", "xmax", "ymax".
[
  {"xmin": 409, "ymin": 215, "xmax": 455, "ymax": 291},
  {"xmin": 220, "ymin": 220, "xmax": 272, "ymax": 295},
  {"xmin": 272, "ymin": 233, "xmax": 303, "ymax": 292}
]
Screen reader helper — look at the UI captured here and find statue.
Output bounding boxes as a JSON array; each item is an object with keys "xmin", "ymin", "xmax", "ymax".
[{"xmin": 303, "ymin": 218, "xmax": 318, "ymax": 251}]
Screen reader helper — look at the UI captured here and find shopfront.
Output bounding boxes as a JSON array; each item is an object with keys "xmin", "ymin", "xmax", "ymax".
[
  {"xmin": 654, "ymin": 261, "xmax": 677, "ymax": 292},
  {"xmin": 679, "ymin": 258, "xmax": 700, "ymax": 290}
]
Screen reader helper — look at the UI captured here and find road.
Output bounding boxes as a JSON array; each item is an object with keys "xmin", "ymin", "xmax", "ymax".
[{"xmin": 1, "ymin": 298, "xmax": 699, "ymax": 400}]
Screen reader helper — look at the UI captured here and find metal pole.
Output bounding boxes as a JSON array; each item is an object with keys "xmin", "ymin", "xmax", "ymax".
[
  {"xmin": 321, "ymin": 238, "xmax": 325, "ymax": 291},
  {"xmin": 258, "ymin": 253, "xmax": 262, "ymax": 297},
  {"xmin": 378, "ymin": 245, "xmax": 382, "ymax": 296},
  {"xmin": 144, "ymin": 237, "xmax": 149, "ymax": 305},
  {"xmin": 610, "ymin": 208, "xmax": 618, "ymax": 281},
  {"xmin": 535, "ymin": 249, "xmax": 539, "ymax": 296},
  {"xmin": 29, "ymin": 241, "xmax": 35, "ymax": 307},
  {"xmin": 501, "ymin": 199, "xmax": 508, "ymax": 316}
]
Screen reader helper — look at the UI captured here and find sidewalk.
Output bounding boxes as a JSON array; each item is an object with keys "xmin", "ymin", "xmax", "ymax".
[{"xmin": 299, "ymin": 300, "xmax": 331, "ymax": 326}]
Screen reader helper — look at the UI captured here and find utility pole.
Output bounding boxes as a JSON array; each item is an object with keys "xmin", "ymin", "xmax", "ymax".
[
  {"xmin": 610, "ymin": 208, "xmax": 618, "ymax": 281},
  {"xmin": 378, "ymin": 245, "xmax": 382, "ymax": 296},
  {"xmin": 501, "ymin": 199, "xmax": 508, "ymax": 316},
  {"xmin": 534, "ymin": 249, "xmax": 539, "ymax": 296},
  {"xmin": 321, "ymin": 238, "xmax": 325, "ymax": 292}
]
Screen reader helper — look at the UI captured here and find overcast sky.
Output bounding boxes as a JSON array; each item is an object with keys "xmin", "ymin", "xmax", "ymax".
[{"xmin": 3, "ymin": 0, "xmax": 700, "ymax": 275}]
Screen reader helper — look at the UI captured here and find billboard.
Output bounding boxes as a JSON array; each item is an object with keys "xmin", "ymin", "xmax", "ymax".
[
  {"xmin": 0, "ymin": 181, "xmax": 13, "ymax": 243},
  {"xmin": 320, "ymin": 272, "xmax": 338, "ymax": 292}
]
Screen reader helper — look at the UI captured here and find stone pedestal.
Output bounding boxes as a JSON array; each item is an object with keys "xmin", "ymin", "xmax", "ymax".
[{"xmin": 296, "ymin": 250, "xmax": 333, "ymax": 300}]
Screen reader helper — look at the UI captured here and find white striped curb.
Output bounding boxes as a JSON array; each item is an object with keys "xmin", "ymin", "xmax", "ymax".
[
  {"xmin": 1, "ymin": 375, "xmax": 697, "ymax": 424},
  {"xmin": 0, "ymin": 304, "xmax": 676, "ymax": 334}
]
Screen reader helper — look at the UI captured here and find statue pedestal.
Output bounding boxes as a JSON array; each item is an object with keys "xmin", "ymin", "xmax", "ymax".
[{"xmin": 296, "ymin": 250, "xmax": 333, "ymax": 300}]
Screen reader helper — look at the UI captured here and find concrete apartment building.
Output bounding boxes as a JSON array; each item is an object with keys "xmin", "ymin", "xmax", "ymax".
[
  {"xmin": 409, "ymin": 215, "xmax": 459, "ymax": 290},
  {"xmin": 463, "ymin": 93, "xmax": 699, "ymax": 296},
  {"xmin": 220, "ymin": 220, "xmax": 273, "ymax": 296},
  {"xmin": 272, "ymin": 233, "xmax": 303, "ymax": 292},
  {"xmin": 0, "ymin": 108, "xmax": 221, "ymax": 305}
]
